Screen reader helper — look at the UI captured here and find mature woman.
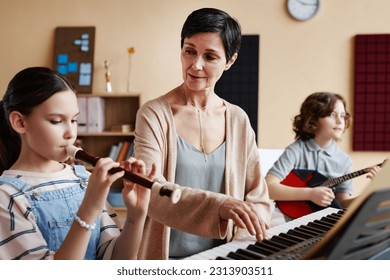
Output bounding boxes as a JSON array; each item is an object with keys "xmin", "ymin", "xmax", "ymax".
[{"xmin": 134, "ymin": 7, "xmax": 271, "ymax": 259}]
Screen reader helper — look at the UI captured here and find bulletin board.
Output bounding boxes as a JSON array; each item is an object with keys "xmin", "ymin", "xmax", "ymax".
[
  {"xmin": 53, "ymin": 26, "xmax": 95, "ymax": 93},
  {"xmin": 353, "ymin": 34, "xmax": 390, "ymax": 151}
]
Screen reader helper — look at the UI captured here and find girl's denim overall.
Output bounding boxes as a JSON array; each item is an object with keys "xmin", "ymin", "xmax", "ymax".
[{"xmin": 0, "ymin": 165, "xmax": 100, "ymax": 259}]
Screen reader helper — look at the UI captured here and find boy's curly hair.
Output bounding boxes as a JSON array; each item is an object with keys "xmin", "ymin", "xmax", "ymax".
[{"xmin": 293, "ymin": 92, "xmax": 351, "ymax": 141}]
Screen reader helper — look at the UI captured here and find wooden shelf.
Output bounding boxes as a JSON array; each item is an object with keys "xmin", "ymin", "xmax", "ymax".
[
  {"xmin": 76, "ymin": 93, "xmax": 140, "ymax": 190},
  {"xmin": 78, "ymin": 92, "xmax": 140, "ymax": 97},
  {"xmin": 78, "ymin": 132, "xmax": 134, "ymax": 137}
]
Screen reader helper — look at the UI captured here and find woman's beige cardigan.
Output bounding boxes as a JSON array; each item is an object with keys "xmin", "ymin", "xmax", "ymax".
[{"xmin": 134, "ymin": 96, "xmax": 271, "ymax": 259}]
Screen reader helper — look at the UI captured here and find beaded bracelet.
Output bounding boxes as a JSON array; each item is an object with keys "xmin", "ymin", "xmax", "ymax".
[{"xmin": 74, "ymin": 216, "xmax": 96, "ymax": 231}]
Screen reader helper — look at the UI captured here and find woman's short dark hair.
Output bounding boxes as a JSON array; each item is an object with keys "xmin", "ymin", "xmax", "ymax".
[
  {"xmin": 293, "ymin": 92, "xmax": 352, "ymax": 141},
  {"xmin": 0, "ymin": 66, "xmax": 75, "ymax": 173},
  {"xmin": 180, "ymin": 7, "xmax": 241, "ymax": 62}
]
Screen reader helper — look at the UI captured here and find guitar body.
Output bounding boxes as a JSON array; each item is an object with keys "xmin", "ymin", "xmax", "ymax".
[{"xmin": 276, "ymin": 169, "xmax": 341, "ymax": 219}]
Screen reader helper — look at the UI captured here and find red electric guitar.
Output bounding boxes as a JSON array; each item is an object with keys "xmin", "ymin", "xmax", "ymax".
[{"xmin": 276, "ymin": 159, "xmax": 387, "ymax": 219}]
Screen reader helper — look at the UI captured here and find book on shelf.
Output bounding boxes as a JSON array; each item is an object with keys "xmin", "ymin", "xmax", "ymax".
[
  {"xmin": 87, "ymin": 97, "xmax": 105, "ymax": 132},
  {"xmin": 116, "ymin": 141, "xmax": 130, "ymax": 162},
  {"xmin": 77, "ymin": 96, "xmax": 105, "ymax": 133},
  {"xmin": 108, "ymin": 144, "xmax": 119, "ymax": 161},
  {"xmin": 108, "ymin": 141, "xmax": 132, "ymax": 162},
  {"xmin": 126, "ymin": 142, "xmax": 134, "ymax": 159}
]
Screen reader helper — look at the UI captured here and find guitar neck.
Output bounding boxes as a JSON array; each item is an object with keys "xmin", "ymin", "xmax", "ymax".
[
  {"xmin": 324, "ymin": 161, "xmax": 383, "ymax": 188},
  {"xmin": 324, "ymin": 169, "xmax": 367, "ymax": 187}
]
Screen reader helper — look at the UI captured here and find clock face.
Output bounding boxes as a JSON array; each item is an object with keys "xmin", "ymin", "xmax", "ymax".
[{"xmin": 287, "ymin": 0, "xmax": 320, "ymax": 21}]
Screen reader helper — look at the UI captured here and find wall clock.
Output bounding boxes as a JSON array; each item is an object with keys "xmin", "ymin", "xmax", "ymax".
[{"xmin": 287, "ymin": 0, "xmax": 320, "ymax": 21}]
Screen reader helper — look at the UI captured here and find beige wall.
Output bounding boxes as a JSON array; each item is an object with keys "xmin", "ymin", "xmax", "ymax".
[{"xmin": 1, "ymin": 0, "xmax": 388, "ymax": 194}]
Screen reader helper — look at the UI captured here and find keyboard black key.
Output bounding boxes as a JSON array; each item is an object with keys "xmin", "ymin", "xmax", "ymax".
[
  {"xmin": 300, "ymin": 224, "xmax": 325, "ymax": 234},
  {"xmin": 227, "ymin": 251, "xmax": 252, "ymax": 260},
  {"xmin": 295, "ymin": 226, "xmax": 320, "ymax": 237},
  {"xmin": 260, "ymin": 239, "xmax": 289, "ymax": 249},
  {"xmin": 312, "ymin": 219, "xmax": 334, "ymax": 228},
  {"xmin": 235, "ymin": 248, "xmax": 266, "ymax": 260},
  {"xmin": 271, "ymin": 235, "xmax": 298, "ymax": 246},
  {"xmin": 288, "ymin": 228, "xmax": 316, "ymax": 239},
  {"xmin": 307, "ymin": 221, "xmax": 329, "ymax": 231},
  {"xmin": 320, "ymin": 216, "xmax": 338, "ymax": 224},
  {"xmin": 279, "ymin": 232, "xmax": 306, "ymax": 243},
  {"xmin": 253, "ymin": 241, "xmax": 281, "ymax": 253},
  {"xmin": 216, "ymin": 256, "xmax": 234, "ymax": 260},
  {"xmin": 248, "ymin": 244, "xmax": 276, "ymax": 256}
]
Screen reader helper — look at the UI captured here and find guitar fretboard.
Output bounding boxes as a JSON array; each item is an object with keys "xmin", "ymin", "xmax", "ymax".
[{"xmin": 324, "ymin": 169, "xmax": 367, "ymax": 187}]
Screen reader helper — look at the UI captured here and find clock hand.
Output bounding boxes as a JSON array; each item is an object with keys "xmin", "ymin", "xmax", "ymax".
[{"xmin": 297, "ymin": 0, "xmax": 317, "ymax": 6}]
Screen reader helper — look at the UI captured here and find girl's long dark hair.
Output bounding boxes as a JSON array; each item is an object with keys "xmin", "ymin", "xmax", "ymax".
[{"xmin": 0, "ymin": 67, "xmax": 75, "ymax": 173}]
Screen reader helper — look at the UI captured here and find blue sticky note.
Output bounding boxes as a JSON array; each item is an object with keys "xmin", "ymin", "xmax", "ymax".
[
  {"xmin": 68, "ymin": 62, "xmax": 78, "ymax": 73},
  {"xmin": 57, "ymin": 54, "xmax": 68, "ymax": 64},
  {"xmin": 81, "ymin": 45, "xmax": 89, "ymax": 52},
  {"xmin": 57, "ymin": 65, "xmax": 67, "ymax": 75},
  {"xmin": 79, "ymin": 74, "xmax": 91, "ymax": 86},
  {"xmin": 80, "ymin": 63, "xmax": 92, "ymax": 74}
]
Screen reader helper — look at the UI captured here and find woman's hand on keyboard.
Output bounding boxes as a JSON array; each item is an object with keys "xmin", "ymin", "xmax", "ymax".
[{"xmin": 219, "ymin": 197, "xmax": 269, "ymax": 241}]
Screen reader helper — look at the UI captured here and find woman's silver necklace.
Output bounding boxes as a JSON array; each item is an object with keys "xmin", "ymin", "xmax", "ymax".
[{"xmin": 184, "ymin": 92, "xmax": 214, "ymax": 162}]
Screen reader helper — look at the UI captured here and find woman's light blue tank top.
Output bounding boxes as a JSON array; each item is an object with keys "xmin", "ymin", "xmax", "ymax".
[{"xmin": 169, "ymin": 136, "xmax": 226, "ymax": 258}]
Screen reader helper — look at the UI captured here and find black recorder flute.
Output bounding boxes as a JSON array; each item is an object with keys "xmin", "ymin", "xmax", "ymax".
[{"xmin": 65, "ymin": 145, "xmax": 181, "ymax": 204}]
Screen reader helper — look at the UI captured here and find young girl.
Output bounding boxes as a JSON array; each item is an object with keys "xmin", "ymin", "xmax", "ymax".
[
  {"xmin": 266, "ymin": 92, "xmax": 381, "ymax": 220},
  {"xmin": 0, "ymin": 67, "xmax": 152, "ymax": 260}
]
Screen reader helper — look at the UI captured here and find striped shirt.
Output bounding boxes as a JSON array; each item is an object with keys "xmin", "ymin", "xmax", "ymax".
[{"xmin": 0, "ymin": 164, "xmax": 121, "ymax": 260}]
